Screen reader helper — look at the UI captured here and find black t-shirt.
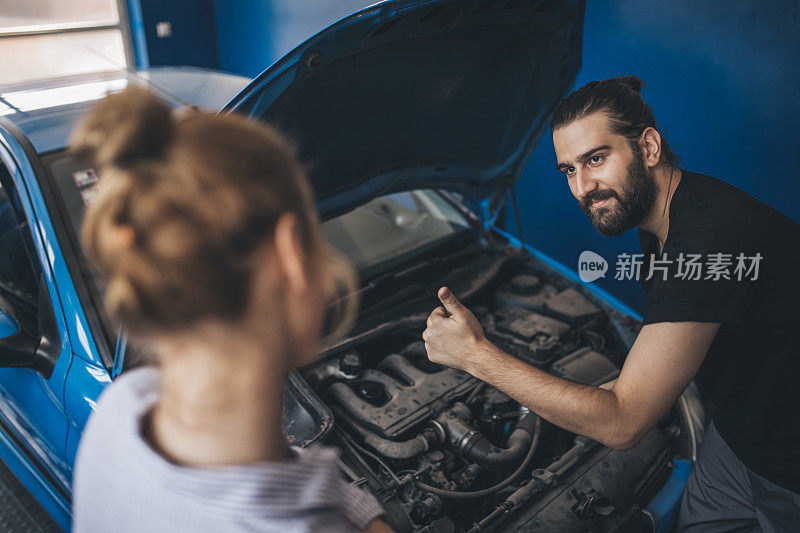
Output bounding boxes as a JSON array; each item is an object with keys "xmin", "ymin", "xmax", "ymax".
[{"xmin": 638, "ymin": 169, "xmax": 800, "ymax": 494}]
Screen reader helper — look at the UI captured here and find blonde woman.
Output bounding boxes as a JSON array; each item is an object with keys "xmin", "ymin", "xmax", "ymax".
[{"xmin": 70, "ymin": 86, "xmax": 391, "ymax": 533}]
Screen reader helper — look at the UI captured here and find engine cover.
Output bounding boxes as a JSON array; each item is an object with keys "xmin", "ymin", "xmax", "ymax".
[
  {"xmin": 485, "ymin": 306, "xmax": 572, "ymax": 365},
  {"xmin": 329, "ymin": 352, "xmax": 475, "ymax": 439}
]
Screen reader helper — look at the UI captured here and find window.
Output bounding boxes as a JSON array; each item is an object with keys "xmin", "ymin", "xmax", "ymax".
[
  {"xmin": 0, "ymin": 1, "xmax": 131, "ymax": 85},
  {"xmin": 40, "ymin": 150, "xmax": 115, "ymax": 361},
  {"xmin": 0, "ymin": 163, "xmax": 40, "ymax": 336}
]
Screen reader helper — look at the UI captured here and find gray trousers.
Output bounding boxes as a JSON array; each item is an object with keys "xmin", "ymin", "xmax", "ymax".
[{"xmin": 678, "ymin": 421, "xmax": 800, "ymax": 532}]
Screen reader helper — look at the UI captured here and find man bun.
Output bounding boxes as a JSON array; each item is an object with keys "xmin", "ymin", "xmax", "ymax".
[
  {"xmin": 550, "ymin": 75, "xmax": 678, "ymax": 167},
  {"xmin": 616, "ymin": 75, "xmax": 645, "ymax": 94},
  {"xmin": 70, "ymin": 84, "xmax": 173, "ymax": 169}
]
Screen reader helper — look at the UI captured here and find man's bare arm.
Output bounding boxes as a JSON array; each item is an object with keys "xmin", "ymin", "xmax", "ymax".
[{"xmin": 423, "ymin": 287, "xmax": 720, "ymax": 450}]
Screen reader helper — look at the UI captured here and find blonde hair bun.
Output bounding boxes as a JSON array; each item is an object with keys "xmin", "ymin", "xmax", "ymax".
[
  {"xmin": 70, "ymin": 84, "xmax": 173, "ymax": 169},
  {"xmin": 72, "ymin": 86, "xmax": 358, "ymax": 341}
]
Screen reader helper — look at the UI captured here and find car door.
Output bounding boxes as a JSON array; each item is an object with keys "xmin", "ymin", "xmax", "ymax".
[{"xmin": 0, "ymin": 142, "xmax": 75, "ymax": 526}]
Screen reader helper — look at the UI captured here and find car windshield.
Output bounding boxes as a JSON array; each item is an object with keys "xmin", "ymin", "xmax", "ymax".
[
  {"xmin": 322, "ymin": 190, "xmax": 472, "ymax": 280},
  {"xmin": 42, "ymin": 148, "xmax": 473, "ymax": 286}
]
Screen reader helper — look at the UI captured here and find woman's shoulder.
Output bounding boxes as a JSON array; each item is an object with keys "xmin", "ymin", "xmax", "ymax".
[
  {"xmin": 83, "ymin": 366, "xmax": 161, "ymax": 443},
  {"xmin": 72, "ymin": 367, "xmax": 163, "ymax": 522},
  {"xmin": 99, "ymin": 366, "xmax": 160, "ymax": 408}
]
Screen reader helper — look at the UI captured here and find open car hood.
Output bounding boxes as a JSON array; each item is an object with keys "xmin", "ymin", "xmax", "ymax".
[{"xmin": 225, "ymin": 0, "xmax": 585, "ymax": 218}]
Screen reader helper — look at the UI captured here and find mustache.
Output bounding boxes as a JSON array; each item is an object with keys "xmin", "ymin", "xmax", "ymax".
[{"xmin": 579, "ymin": 189, "xmax": 619, "ymax": 211}]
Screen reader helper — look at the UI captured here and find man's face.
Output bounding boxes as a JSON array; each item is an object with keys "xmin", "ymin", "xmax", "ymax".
[{"xmin": 553, "ymin": 113, "xmax": 656, "ymax": 236}]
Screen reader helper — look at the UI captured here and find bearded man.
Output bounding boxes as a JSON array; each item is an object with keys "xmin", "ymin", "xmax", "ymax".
[{"xmin": 422, "ymin": 76, "xmax": 800, "ymax": 531}]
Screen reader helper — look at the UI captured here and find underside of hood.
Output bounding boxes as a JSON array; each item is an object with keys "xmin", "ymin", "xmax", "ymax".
[{"xmin": 226, "ymin": 0, "xmax": 585, "ymax": 218}]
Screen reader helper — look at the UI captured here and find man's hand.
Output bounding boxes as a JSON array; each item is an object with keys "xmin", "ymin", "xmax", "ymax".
[
  {"xmin": 422, "ymin": 287, "xmax": 491, "ymax": 373},
  {"xmin": 423, "ymin": 284, "xmax": 721, "ymax": 450}
]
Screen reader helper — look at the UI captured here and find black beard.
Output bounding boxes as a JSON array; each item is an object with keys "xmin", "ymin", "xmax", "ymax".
[{"xmin": 579, "ymin": 145, "xmax": 657, "ymax": 237}]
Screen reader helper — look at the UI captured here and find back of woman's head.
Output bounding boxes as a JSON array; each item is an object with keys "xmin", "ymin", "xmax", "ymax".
[{"xmin": 71, "ymin": 85, "xmax": 356, "ymax": 341}]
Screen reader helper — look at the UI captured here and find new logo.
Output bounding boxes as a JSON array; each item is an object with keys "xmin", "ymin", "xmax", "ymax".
[{"xmin": 578, "ymin": 251, "xmax": 608, "ymax": 282}]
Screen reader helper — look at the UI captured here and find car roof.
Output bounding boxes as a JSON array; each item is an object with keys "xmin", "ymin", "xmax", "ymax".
[{"xmin": 0, "ymin": 67, "xmax": 251, "ymax": 154}]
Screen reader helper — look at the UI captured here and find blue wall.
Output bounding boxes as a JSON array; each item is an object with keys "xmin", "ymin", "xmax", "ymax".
[
  {"xmin": 213, "ymin": 0, "xmax": 273, "ymax": 78},
  {"xmin": 130, "ymin": 0, "xmax": 800, "ymax": 314},
  {"xmin": 132, "ymin": 0, "xmax": 371, "ymax": 76},
  {"xmin": 136, "ymin": 0, "xmax": 220, "ymax": 69},
  {"xmin": 213, "ymin": 0, "xmax": 373, "ymax": 77},
  {"xmin": 507, "ymin": 0, "xmax": 800, "ymax": 313}
]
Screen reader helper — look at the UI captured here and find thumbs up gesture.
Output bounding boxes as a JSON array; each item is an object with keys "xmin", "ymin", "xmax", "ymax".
[{"xmin": 422, "ymin": 287, "xmax": 490, "ymax": 374}]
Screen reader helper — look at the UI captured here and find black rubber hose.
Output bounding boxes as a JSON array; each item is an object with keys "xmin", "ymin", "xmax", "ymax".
[
  {"xmin": 463, "ymin": 412, "xmax": 538, "ymax": 466},
  {"xmin": 414, "ymin": 413, "xmax": 542, "ymax": 499},
  {"xmin": 465, "ymin": 382, "xmax": 487, "ymax": 405}
]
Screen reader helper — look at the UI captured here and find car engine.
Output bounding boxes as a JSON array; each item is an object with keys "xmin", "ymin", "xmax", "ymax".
[{"xmin": 295, "ymin": 253, "xmax": 700, "ymax": 532}]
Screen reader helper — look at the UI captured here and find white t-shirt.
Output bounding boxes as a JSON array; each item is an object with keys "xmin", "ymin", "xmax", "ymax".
[{"xmin": 73, "ymin": 367, "xmax": 385, "ymax": 532}]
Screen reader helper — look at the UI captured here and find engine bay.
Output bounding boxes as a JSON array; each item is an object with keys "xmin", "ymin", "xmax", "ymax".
[{"xmin": 295, "ymin": 252, "xmax": 696, "ymax": 532}]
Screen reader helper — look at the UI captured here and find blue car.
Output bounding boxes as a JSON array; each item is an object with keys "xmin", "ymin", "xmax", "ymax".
[{"xmin": 0, "ymin": 1, "xmax": 703, "ymax": 531}]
